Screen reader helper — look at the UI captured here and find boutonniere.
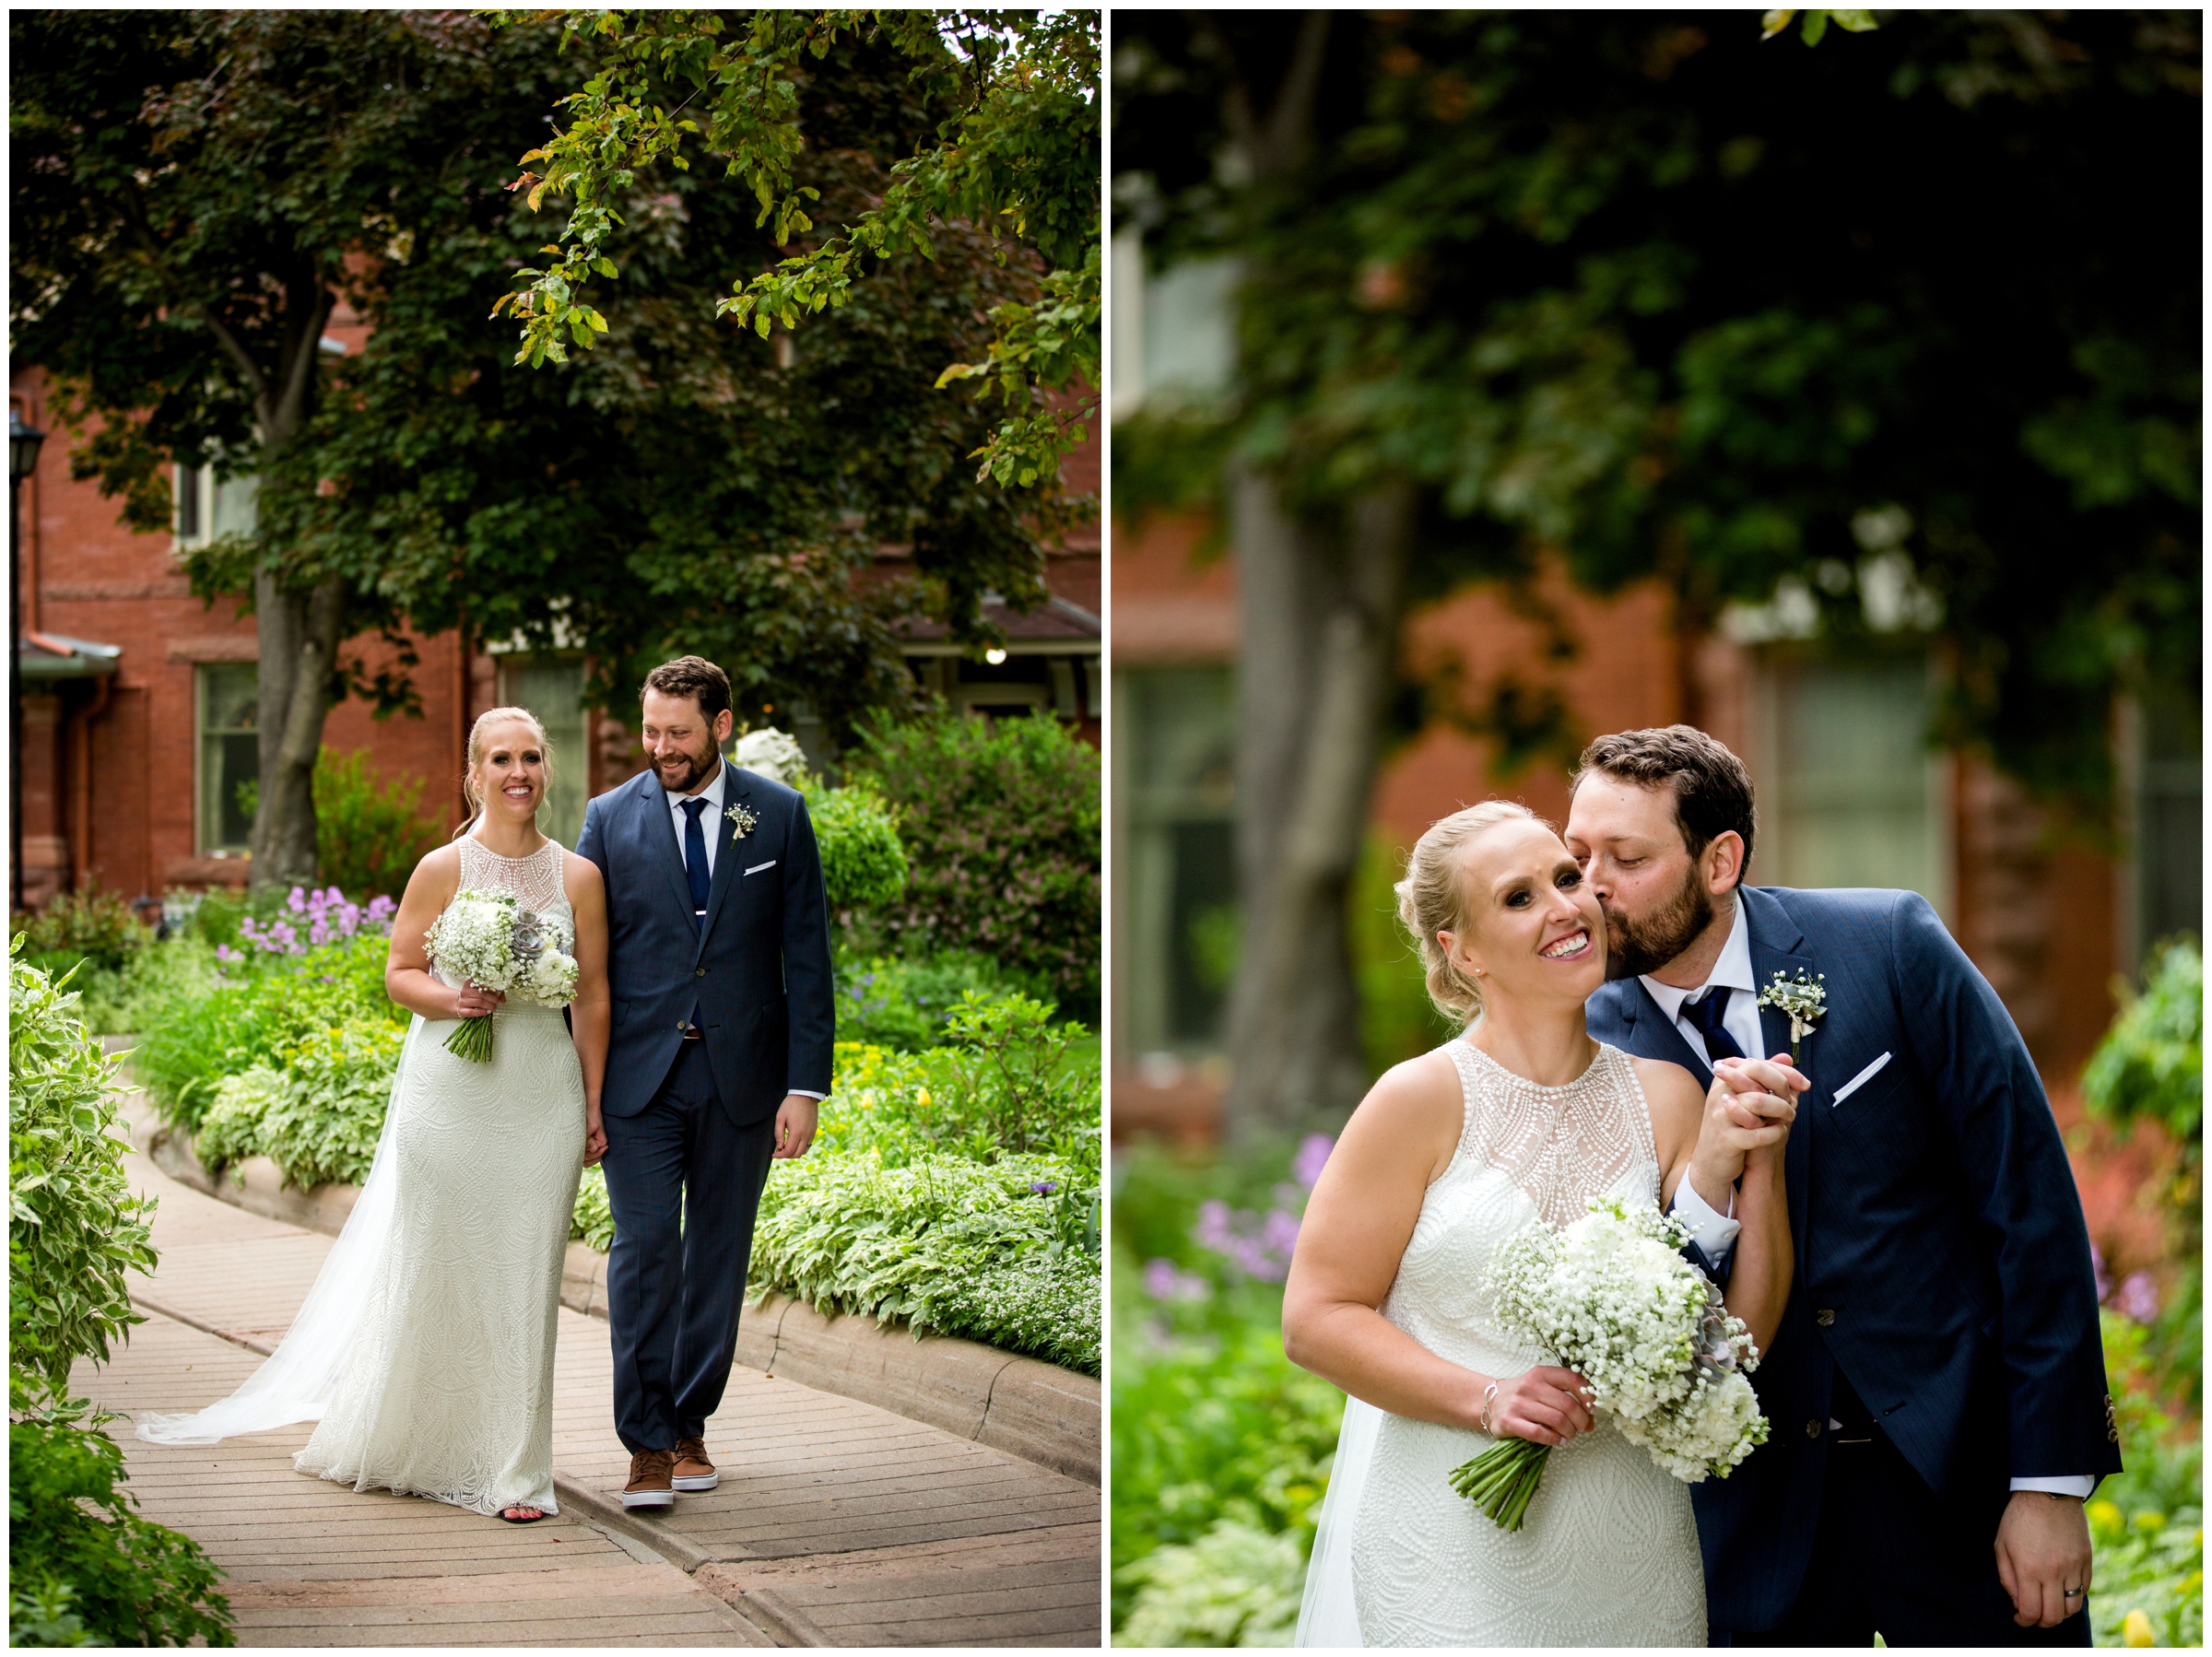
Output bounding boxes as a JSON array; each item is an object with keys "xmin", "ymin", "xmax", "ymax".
[
  {"xmin": 1756, "ymin": 970, "xmax": 1828, "ymax": 1062},
  {"xmin": 727, "ymin": 803, "xmax": 759, "ymax": 844}
]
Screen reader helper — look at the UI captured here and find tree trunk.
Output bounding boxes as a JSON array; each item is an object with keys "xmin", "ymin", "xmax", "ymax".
[
  {"xmin": 1224, "ymin": 480, "xmax": 1413, "ymax": 1138},
  {"xmin": 1215, "ymin": 12, "xmax": 1412, "ymax": 1138},
  {"xmin": 229, "ymin": 272, "xmax": 337, "ymax": 896},
  {"xmin": 248, "ymin": 570, "xmax": 347, "ymax": 890}
]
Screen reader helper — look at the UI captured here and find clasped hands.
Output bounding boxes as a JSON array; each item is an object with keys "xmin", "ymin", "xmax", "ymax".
[{"xmin": 1686, "ymin": 1052, "xmax": 1806, "ymax": 1213}]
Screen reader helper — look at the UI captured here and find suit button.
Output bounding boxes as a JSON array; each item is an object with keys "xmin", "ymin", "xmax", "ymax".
[
  {"xmin": 695, "ymin": 968, "xmax": 706, "ymax": 978},
  {"xmin": 677, "ymin": 1021, "xmax": 686, "ymax": 1031},
  {"xmin": 1816, "ymin": 1309, "xmax": 1836, "ymax": 1327},
  {"xmin": 1805, "ymin": 1419, "xmax": 1823, "ymax": 1440}
]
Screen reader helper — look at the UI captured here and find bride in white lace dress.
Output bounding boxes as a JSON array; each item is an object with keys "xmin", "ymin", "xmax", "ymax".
[
  {"xmin": 1283, "ymin": 802, "xmax": 1796, "ymax": 1646},
  {"xmin": 141, "ymin": 708, "xmax": 610, "ymax": 1525}
]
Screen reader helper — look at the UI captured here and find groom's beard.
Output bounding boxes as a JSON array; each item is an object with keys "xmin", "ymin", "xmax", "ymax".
[
  {"xmin": 655, "ymin": 745, "xmax": 721, "ymax": 795},
  {"xmin": 1600, "ymin": 864, "xmax": 1714, "ymax": 980}
]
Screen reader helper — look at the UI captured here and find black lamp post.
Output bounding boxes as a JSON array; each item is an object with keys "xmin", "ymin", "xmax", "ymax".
[{"xmin": 11, "ymin": 409, "xmax": 48, "ymax": 917}]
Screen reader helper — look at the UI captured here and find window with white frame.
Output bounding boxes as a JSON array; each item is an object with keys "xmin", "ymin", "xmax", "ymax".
[
  {"xmin": 174, "ymin": 464, "xmax": 259, "ymax": 545},
  {"xmin": 497, "ymin": 656, "xmax": 590, "ymax": 849},
  {"xmin": 197, "ymin": 663, "xmax": 259, "ymax": 854},
  {"xmin": 1751, "ymin": 650, "xmax": 1952, "ymax": 922}
]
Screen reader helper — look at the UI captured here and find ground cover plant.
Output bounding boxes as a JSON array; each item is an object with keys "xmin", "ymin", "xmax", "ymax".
[
  {"xmin": 7, "ymin": 939, "xmax": 235, "ymax": 1646},
  {"xmin": 747, "ymin": 995, "xmax": 1103, "ymax": 1375},
  {"xmin": 1111, "ymin": 1134, "xmax": 1342, "ymax": 1644}
]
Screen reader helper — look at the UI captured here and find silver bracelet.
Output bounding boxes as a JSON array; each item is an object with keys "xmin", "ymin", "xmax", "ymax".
[{"xmin": 1479, "ymin": 1381, "xmax": 1500, "ymax": 1436}]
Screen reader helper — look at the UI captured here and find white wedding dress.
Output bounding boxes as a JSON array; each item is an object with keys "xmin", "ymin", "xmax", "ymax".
[
  {"xmin": 1297, "ymin": 1038, "xmax": 1707, "ymax": 1648},
  {"xmin": 142, "ymin": 835, "xmax": 586, "ymax": 1520}
]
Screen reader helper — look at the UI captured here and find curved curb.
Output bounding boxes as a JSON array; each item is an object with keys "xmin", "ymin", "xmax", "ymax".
[{"xmin": 127, "ymin": 1113, "xmax": 1100, "ymax": 1488}]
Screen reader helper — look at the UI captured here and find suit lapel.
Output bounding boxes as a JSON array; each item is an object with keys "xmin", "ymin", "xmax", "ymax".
[
  {"xmin": 1742, "ymin": 887, "xmax": 1816, "ymax": 1251},
  {"xmin": 1622, "ymin": 978, "xmax": 1718, "ymax": 1091},
  {"xmin": 696, "ymin": 765, "xmax": 751, "ymax": 949},
  {"xmin": 634, "ymin": 771, "xmax": 695, "ymax": 926}
]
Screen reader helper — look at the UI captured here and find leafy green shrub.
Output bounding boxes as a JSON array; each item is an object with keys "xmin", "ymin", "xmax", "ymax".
[
  {"xmin": 189, "ymin": 1023, "xmax": 401, "ymax": 1192},
  {"xmin": 7, "ymin": 940, "xmax": 157, "ymax": 1404},
  {"xmin": 9, "ymin": 889, "xmax": 156, "ymax": 1033},
  {"xmin": 806, "ymin": 779, "xmax": 909, "ymax": 922},
  {"xmin": 571, "ymin": 1165, "xmax": 614, "ymax": 1252},
  {"xmin": 131, "ymin": 933, "xmax": 402, "ymax": 1132},
  {"xmin": 1111, "ymin": 1138, "xmax": 1346, "ymax": 1639},
  {"xmin": 2084, "ymin": 937, "xmax": 2203, "ymax": 1404},
  {"xmin": 1115, "ymin": 1518, "xmax": 1307, "ymax": 1648},
  {"xmin": 750, "ymin": 1152, "xmax": 1100, "ymax": 1374},
  {"xmin": 852, "ymin": 710, "xmax": 1100, "ymax": 1017},
  {"xmin": 2086, "ymin": 937, "xmax": 2204, "ymax": 1173},
  {"xmin": 833, "ymin": 951, "xmax": 1034, "ymax": 1051},
  {"xmin": 10, "ymin": 887, "xmax": 153, "ymax": 978},
  {"xmin": 240, "ymin": 746, "xmax": 437, "ymax": 902},
  {"xmin": 9, "ymin": 1416, "xmax": 233, "ymax": 1647}
]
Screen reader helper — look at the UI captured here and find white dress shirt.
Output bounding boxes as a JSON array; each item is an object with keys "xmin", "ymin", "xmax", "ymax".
[
  {"xmin": 666, "ymin": 759, "xmax": 728, "ymax": 881},
  {"xmin": 1650, "ymin": 897, "xmax": 2093, "ymax": 1497},
  {"xmin": 666, "ymin": 759, "xmax": 824, "ymax": 1104}
]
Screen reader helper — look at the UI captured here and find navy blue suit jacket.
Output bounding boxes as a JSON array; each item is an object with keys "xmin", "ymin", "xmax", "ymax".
[
  {"xmin": 1586, "ymin": 885, "xmax": 2116, "ymax": 1631},
  {"xmin": 576, "ymin": 764, "xmax": 834, "ymax": 1127}
]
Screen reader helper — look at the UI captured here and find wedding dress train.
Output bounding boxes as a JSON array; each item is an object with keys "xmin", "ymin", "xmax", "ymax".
[
  {"xmin": 142, "ymin": 835, "xmax": 585, "ymax": 1520},
  {"xmin": 1297, "ymin": 1039, "xmax": 1707, "ymax": 1647}
]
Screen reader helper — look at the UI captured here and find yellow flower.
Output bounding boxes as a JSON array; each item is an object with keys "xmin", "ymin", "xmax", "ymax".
[
  {"xmin": 2088, "ymin": 1498, "xmax": 2125, "ymax": 1536},
  {"xmin": 2133, "ymin": 1510, "xmax": 2168, "ymax": 1533},
  {"xmin": 2122, "ymin": 1608, "xmax": 2156, "ymax": 1647}
]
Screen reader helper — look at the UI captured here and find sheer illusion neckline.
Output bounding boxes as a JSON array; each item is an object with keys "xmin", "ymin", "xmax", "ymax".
[
  {"xmin": 1455, "ymin": 1034, "xmax": 1605, "ymax": 1095},
  {"xmin": 464, "ymin": 831, "xmax": 558, "ymax": 863}
]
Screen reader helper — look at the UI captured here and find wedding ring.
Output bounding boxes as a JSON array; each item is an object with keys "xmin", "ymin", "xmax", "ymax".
[{"xmin": 2063, "ymin": 1588, "xmax": 2083, "ymax": 1598}]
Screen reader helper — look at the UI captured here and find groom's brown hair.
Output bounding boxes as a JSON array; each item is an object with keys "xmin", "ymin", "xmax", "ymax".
[
  {"xmin": 642, "ymin": 655, "xmax": 732, "ymax": 723},
  {"xmin": 1571, "ymin": 725, "xmax": 1757, "ymax": 887}
]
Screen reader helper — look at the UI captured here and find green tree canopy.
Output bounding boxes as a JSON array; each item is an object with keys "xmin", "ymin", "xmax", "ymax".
[
  {"xmin": 1112, "ymin": 9, "xmax": 2200, "ymax": 1134},
  {"xmin": 500, "ymin": 8, "xmax": 1100, "ymax": 491},
  {"xmin": 12, "ymin": 9, "xmax": 1080, "ymax": 885}
]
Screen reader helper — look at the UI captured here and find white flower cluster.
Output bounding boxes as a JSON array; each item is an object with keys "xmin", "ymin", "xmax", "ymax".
[
  {"xmin": 423, "ymin": 888, "xmax": 579, "ymax": 1009},
  {"xmin": 1486, "ymin": 1197, "xmax": 1769, "ymax": 1484},
  {"xmin": 733, "ymin": 727, "xmax": 808, "ymax": 786}
]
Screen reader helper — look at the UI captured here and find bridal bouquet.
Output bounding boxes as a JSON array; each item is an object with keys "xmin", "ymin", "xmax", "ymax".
[
  {"xmin": 423, "ymin": 889, "xmax": 580, "ymax": 1062},
  {"xmin": 1448, "ymin": 1198, "xmax": 1768, "ymax": 1532}
]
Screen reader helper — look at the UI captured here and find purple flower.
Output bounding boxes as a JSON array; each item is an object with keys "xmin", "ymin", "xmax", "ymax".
[
  {"xmin": 1143, "ymin": 1258, "xmax": 1211, "ymax": 1303},
  {"xmin": 287, "ymin": 887, "xmax": 308, "ymax": 913},
  {"xmin": 215, "ymin": 944, "xmax": 242, "ymax": 965},
  {"xmin": 2091, "ymin": 1243, "xmax": 2112, "ymax": 1304},
  {"xmin": 1031, "ymin": 1180, "xmax": 1060, "ymax": 1196},
  {"xmin": 2115, "ymin": 1272, "xmax": 2160, "ymax": 1325},
  {"xmin": 1192, "ymin": 1199, "xmax": 1298, "ymax": 1282},
  {"xmin": 1293, "ymin": 1133, "xmax": 1335, "ymax": 1191}
]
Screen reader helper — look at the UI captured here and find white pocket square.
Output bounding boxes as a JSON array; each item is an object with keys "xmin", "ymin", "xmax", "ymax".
[
  {"xmin": 744, "ymin": 860, "xmax": 777, "ymax": 876},
  {"xmin": 1831, "ymin": 1051, "xmax": 1893, "ymax": 1106}
]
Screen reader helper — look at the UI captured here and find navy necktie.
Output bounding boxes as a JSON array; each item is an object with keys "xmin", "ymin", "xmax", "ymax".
[
  {"xmin": 1682, "ymin": 986, "xmax": 1747, "ymax": 1064},
  {"xmin": 679, "ymin": 797, "xmax": 712, "ymax": 930}
]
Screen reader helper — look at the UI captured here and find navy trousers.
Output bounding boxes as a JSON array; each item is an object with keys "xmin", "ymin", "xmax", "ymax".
[
  {"xmin": 1718, "ymin": 1377, "xmax": 2094, "ymax": 1648},
  {"xmin": 599, "ymin": 1039, "xmax": 775, "ymax": 1454}
]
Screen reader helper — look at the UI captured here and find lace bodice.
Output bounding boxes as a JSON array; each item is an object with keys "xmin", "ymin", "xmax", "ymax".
[
  {"xmin": 1335, "ymin": 1037, "xmax": 1705, "ymax": 1646},
  {"xmin": 457, "ymin": 832, "xmax": 571, "ymax": 915},
  {"xmin": 1379, "ymin": 1040, "xmax": 1661, "ymax": 1379}
]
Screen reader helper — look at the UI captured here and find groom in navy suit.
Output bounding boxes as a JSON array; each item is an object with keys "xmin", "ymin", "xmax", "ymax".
[
  {"xmin": 576, "ymin": 655, "xmax": 834, "ymax": 1510},
  {"xmin": 1569, "ymin": 726, "xmax": 2116, "ymax": 1646}
]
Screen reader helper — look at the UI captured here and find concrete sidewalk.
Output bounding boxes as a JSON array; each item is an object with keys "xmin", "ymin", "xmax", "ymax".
[{"xmin": 84, "ymin": 1143, "xmax": 1101, "ymax": 1647}]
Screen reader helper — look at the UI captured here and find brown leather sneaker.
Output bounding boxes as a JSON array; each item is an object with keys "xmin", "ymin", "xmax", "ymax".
[
  {"xmin": 672, "ymin": 1435, "xmax": 719, "ymax": 1493},
  {"xmin": 622, "ymin": 1447, "xmax": 676, "ymax": 1509}
]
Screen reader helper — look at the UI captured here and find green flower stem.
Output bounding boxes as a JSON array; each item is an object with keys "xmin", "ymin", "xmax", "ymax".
[
  {"xmin": 1447, "ymin": 1439, "xmax": 1552, "ymax": 1533},
  {"xmin": 444, "ymin": 1013, "xmax": 494, "ymax": 1064}
]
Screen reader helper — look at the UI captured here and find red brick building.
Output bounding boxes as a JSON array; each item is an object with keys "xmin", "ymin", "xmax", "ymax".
[
  {"xmin": 1112, "ymin": 508, "xmax": 2199, "ymax": 1131},
  {"xmin": 9, "ymin": 362, "xmax": 1099, "ymax": 912}
]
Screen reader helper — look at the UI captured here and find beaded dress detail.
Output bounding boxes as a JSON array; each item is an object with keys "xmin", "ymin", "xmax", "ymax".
[
  {"xmin": 294, "ymin": 835, "xmax": 585, "ymax": 1516},
  {"xmin": 1344, "ymin": 1040, "xmax": 1706, "ymax": 1646}
]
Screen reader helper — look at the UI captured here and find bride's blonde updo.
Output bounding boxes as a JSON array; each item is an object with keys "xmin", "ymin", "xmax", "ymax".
[
  {"xmin": 453, "ymin": 706, "xmax": 555, "ymax": 839},
  {"xmin": 1394, "ymin": 800, "xmax": 1541, "ymax": 1026}
]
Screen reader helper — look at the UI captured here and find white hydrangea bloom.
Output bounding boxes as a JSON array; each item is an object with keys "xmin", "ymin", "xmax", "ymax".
[
  {"xmin": 1486, "ymin": 1197, "xmax": 1769, "ymax": 1485},
  {"xmin": 513, "ymin": 947, "xmax": 580, "ymax": 1008},
  {"xmin": 732, "ymin": 727, "xmax": 807, "ymax": 785},
  {"xmin": 424, "ymin": 889, "xmax": 522, "ymax": 993}
]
